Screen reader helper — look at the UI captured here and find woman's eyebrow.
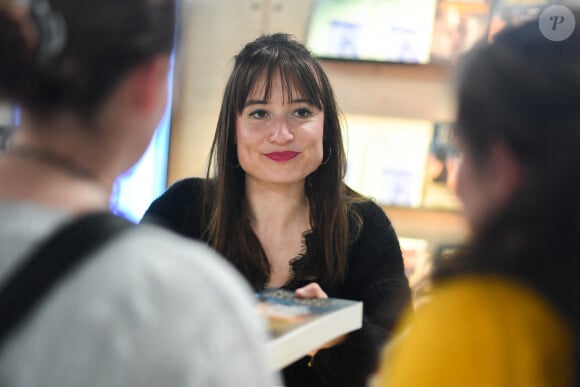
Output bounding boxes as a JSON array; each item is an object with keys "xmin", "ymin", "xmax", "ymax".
[
  {"xmin": 244, "ymin": 99, "xmax": 268, "ymax": 107},
  {"xmin": 243, "ymin": 98, "xmax": 311, "ymax": 107},
  {"xmin": 291, "ymin": 98, "xmax": 311, "ymax": 104}
]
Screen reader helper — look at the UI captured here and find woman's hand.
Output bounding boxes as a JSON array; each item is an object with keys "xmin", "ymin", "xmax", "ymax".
[
  {"xmin": 295, "ymin": 282, "xmax": 328, "ymax": 299},
  {"xmin": 295, "ymin": 282, "xmax": 346, "ymax": 355}
]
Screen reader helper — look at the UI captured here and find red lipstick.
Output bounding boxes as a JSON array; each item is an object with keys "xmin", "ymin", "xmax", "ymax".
[{"xmin": 265, "ymin": 151, "xmax": 299, "ymax": 162}]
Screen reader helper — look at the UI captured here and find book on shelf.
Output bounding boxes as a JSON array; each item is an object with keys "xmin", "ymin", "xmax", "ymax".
[
  {"xmin": 256, "ymin": 288, "xmax": 363, "ymax": 370},
  {"xmin": 430, "ymin": 0, "xmax": 492, "ymax": 64},
  {"xmin": 343, "ymin": 114, "xmax": 433, "ymax": 208},
  {"xmin": 398, "ymin": 236, "xmax": 432, "ymax": 288},
  {"xmin": 305, "ymin": 0, "xmax": 438, "ymax": 64},
  {"xmin": 422, "ymin": 121, "xmax": 463, "ymax": 211}
]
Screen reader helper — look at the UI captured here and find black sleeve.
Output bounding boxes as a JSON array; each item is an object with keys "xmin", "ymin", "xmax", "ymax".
[
  {"xmin": 312, "ymin": 201, "xmax": 412, "ymax": 387},
  {"xmin": 140, "ymin": 178, "xmax": 204, "ymax": 239}
]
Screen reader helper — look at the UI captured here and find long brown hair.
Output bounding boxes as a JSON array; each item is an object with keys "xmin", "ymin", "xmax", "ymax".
[{"xmin": 202, "ymin": 33, "xmax": 363, "ymax": 290}]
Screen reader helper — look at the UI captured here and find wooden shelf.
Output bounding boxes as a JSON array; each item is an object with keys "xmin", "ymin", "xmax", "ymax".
[{"xmin": 382, "ymin": 205, "xmax": 469, "ymax": 247}]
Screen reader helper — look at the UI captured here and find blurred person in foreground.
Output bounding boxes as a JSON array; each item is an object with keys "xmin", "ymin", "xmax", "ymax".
[
  {"xmin": 377, "ymin": 8, "xmax": 580, "ymax": 387},
  {"xmin": 0, "ymin": 0, "xmax": 279, "ymax": 386},
  {"xmin": 143, "ymin": 33, "xmax": 411, "ymax": 387}
]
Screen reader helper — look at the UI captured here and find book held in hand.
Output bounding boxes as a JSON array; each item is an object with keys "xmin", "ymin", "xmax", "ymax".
[{"xmin": 256, "ymin": 288, "xmax": 363, "ymax": 370}]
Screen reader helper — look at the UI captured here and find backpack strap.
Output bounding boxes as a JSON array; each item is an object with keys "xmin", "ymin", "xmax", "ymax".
[{"xmin": 0, "ymin": 212, "xmax": 134, "ymax": 347}]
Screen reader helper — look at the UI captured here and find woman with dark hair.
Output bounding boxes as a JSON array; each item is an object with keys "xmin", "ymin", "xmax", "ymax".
[
  {"xmin": 144, "ymin": 33, "xmax": 411, "ymax": 387},
  {"xmin": 0, "ymin": 1, "xmax": 278, "ymax": 386},
  {"xmin": 377, "ymin": 9, "xmax": 580, "ymax": 387}
]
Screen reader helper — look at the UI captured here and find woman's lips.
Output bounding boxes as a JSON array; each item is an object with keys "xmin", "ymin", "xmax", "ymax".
[{"xmin": 264, "ymin": 151, "xmax": 300, "ymax": 162}]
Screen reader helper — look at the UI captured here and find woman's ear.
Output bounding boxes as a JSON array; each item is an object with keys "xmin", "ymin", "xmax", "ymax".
[
  {"xmin": 488, "ymin": 140, "xmax": 523, "ymax": 204},
  {"xmin": 128, "ymin": 55, "xmax": 171, "ymax": 114}
]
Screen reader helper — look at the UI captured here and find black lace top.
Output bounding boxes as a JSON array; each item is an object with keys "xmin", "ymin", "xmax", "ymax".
[{"xmin": 143, "ymin": 178, "xmax": 411, "ymax": 387}]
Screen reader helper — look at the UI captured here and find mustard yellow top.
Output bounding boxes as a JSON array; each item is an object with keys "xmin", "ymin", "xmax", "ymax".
[{"xmin": 377, "ymin": 276, "xmax": 574, "ymax": 387}]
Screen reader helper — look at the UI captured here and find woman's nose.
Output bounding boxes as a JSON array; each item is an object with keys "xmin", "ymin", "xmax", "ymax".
[{"xmin": 268, "ymin": 119, "xmax": 294, "ymax": 143}]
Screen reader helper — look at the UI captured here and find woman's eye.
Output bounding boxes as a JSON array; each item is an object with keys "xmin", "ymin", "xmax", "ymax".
[
  {"xmin": 294, "ymin": 108, "xmax": 312, "ymax": 118},
  {"xmin": 249, "ymin": 109, "xmax": 268, "ymax": 119}
]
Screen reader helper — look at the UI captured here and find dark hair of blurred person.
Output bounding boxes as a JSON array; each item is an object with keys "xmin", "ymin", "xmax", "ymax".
[{"xmin": 378, "ymin": 8, "xmax": 580, "ymax": 387}]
